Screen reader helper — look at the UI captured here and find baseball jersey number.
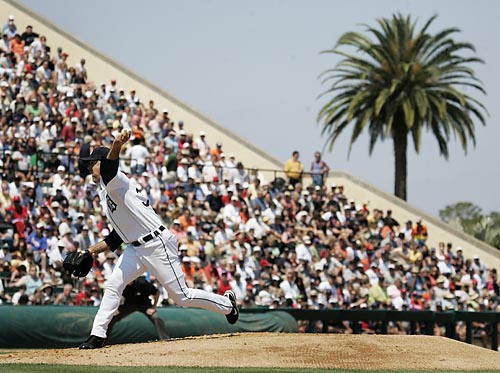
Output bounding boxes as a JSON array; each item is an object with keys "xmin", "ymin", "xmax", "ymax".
[{"xmin": 136, "ymin": 188, "xmax": 151, "ymax": 208}]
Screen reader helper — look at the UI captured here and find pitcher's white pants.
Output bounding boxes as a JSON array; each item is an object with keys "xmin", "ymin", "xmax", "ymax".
[{"xmin": 91, "ymin": 231, "xmax": 233, "ymax": 338}]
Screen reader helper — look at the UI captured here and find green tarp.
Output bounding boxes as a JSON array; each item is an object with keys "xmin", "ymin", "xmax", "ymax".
[{"xmin": 0, "ymin": 306, "xmax": 298, "ymax": 348}]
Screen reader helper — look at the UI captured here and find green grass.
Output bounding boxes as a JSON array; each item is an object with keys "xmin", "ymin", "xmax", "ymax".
[{"xmin": 0, "ymin": 366, "xmax": 499, "ymax": 373}]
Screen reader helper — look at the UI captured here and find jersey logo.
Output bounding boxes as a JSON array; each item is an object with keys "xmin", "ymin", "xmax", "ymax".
[{"xmin": 106, "ymin": 194, "xmax": 117, "ymax": 213}]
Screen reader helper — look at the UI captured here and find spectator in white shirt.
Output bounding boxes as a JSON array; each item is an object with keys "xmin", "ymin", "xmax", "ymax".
[
  {"xmin": 223, "ymin": 195, "xmax": 241, "ymax": 229},
  {"xmin": 279, "ymin": 271, "xmax": 300, "ymax": 301},
  {"xmin": 295, "ymin": 235, "xmax": 313, "ymax": 263},
  {"xmin": 245, "ymin": 209, "xmax": 270, "ymax": 240}
]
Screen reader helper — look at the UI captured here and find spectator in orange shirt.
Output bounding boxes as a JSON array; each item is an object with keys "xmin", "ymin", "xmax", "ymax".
[
  {"xmin": 411, "ymin": 218, "xmax": 428, "ymax": 243},
  {"xmin": 9, "ymin": 34, "xmax": 24, "ymax": 56},
  {"xmin": 210, "ymin": 142, "xmax": 223, "ymax": 161},
  {"xmin": 178, "ymin": 208, "xmax": 195, "ymax": 232},
  {"xmin": 181, "ymin": 256, "xmax": 195, "ymax": 287}
]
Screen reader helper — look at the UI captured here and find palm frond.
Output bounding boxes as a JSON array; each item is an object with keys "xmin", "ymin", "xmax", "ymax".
[{"xmin": 317, "ymin": 13, "xmax": 487, "ymax": 199}]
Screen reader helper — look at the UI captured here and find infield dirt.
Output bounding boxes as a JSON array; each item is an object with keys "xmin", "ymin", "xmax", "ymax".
[{"xmin": 1, "ymin": 333, "xmax": 499, "ymax": 370}]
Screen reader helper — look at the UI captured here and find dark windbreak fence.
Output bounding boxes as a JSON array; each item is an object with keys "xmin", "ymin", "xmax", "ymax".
[{"xmin": 241, "ymin": 308, "xmax": 500, "ymax": 351}]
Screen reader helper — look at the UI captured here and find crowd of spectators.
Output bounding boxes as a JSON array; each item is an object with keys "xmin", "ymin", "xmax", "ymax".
[{"xmin": 0, "ymin": 15, "xmax": 499, "ymax": 346}]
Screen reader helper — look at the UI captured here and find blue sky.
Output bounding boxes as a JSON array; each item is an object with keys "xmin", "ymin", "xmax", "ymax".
[{"xmin": 20, "ymin": 0, "xmax": 500, "ymax": 217}]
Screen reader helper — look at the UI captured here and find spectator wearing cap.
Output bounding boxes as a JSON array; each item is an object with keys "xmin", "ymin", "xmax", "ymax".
[
  {"xmin": 126, "ymin": 136, "xmax": 150, "ymax": 175},
  {"xmin": 177, "ymin": 158, "xmax": 189, "ymax": 183},
  {"xmin": 411, "ymin": 218, "xmax": 428, "ymax": 244},
  {"xmin": 6, "ymin": 195, "xmax": 28, "ymax": 239},
  {"xmin": 169, "ymin": 219, "xmax": 183, "ymax": 241},
  {"xmin": 2, "ymin": 15, "xmax": 16, "ymax": 39},
  {"xmin": 471, "ymin": 254, "xmax": 488, "ymax": 274},
  {"xmin": 194, "ymin": 131, "xmax": 210, "ymax": 160},
  {"xmin": 100, "ymin": 251, "xmax": 116, "ymax": 281},
  {"xmin": 40, "ymin": 283, "xmax": 56, "ymax": 305},
  {"xmin": 165, "ymin": 129, "xmax": 178, "ymax": 153},
  {"xmin": 76, "ymin": 225, "xmax": 94, "ymax": 251},
  {"xmin": 295, "ymin": 235, "xmax": 313, "ymax": 265},
  {"xmin": 245, "ymin": 208, "xmax": 272, "ymax": 240},
  {"xmin": 46, "ymin": 238, "xmax": 66, "ymax": 270},
  {"xmin": 208, "ymin": 142, "xmax": 222, "ymax": 161},
  {"xmin": 433, "ymin": 275, "xmax": 449, "ymax": 302},
  {"xmin": 217, "ymin": 270, "xmax": 232, "ymax": 295},
  {"xmin": 222, "ymin": 195, "xmax": 241, "ymax": 229},
  {"xmin": 204, "ymin": 185, "xmax": 224, "ymax": 214},
  {"xmin": 75, "ymin": 280, "xmax": 95, "ymax": 306},
  {"xmin": 177, "ymin": 129, "xmax": 189, "ymax": 151},
  {"xmin": 49, "ymin": 185, "xmax": 69, "ymax": 209},
  {"xmin": 104, "ymin": 79, "xmax": 118, "ymax": 101},
  {"xmin": 26, "ymin": 223, "xmax": 47, "ymax": 268},
  {"xmin": 58, "ymin": 220, "xmax": 76, "ymax": 251}
]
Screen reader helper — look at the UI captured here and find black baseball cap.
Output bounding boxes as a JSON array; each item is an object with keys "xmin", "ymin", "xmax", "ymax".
[{"xmin": 80, "ymin": 147, "xmax": 110, "ymax": 161}]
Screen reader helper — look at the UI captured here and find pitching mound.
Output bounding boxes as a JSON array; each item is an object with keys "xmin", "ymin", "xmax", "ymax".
[{"xmin": 1, "ymin": 333, "xmax": 499, "ymax": 370}]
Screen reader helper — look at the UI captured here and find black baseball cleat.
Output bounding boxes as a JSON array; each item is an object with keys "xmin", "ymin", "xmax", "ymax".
[
  {"xmin": 79, "ymin": 335, "xmax": 106, "ymax": 349},
  {"xmin": 224, "ymin": 290, "xmax": 239, "ymax": 324}
]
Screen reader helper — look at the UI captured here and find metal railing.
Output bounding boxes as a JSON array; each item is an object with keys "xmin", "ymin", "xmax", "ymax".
[{"xmin": 0, "ymin": 150, "xmax": 324, "ymax": 186}]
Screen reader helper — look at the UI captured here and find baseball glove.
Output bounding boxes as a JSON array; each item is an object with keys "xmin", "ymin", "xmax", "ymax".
[{"xmin": 63, "ymin": 250, "xmax": 94, "ymax": 277}]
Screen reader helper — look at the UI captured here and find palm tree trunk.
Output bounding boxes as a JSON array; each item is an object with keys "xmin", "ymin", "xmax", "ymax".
[{"xmin": 393, "ymin": 126, "xmax": 408, "ymax": 201}]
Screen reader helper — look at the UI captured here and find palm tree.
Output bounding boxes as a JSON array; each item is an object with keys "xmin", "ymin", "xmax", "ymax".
[{"xmin": 318, "ymin": 14, "xmax": 486, "ymax": 200}]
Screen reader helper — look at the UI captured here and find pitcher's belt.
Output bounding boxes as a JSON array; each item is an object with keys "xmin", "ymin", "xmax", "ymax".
[{"xmin": 131, "ymin": 226, "xmax": 166, "ymax": 246}]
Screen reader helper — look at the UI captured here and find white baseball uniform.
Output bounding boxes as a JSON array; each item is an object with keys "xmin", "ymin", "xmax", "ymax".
[{"xmin": 90, "ymin": 171, "xmax": 233, "ymax": 338}]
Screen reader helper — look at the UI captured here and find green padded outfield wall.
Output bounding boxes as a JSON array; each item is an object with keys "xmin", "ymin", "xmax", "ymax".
[{"xmin": 0, "ymin": 306, "xmax": 298, "ymax": 348}]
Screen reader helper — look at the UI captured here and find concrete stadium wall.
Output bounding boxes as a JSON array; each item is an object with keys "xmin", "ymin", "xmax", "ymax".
[
  {"xmin": 325, "ymin": 172, "xmax": 500, "ymax": 270},
  {"xmin": 0, "ymin": 0, "xmax": 283, "ymax": 176},
  {"xmin": 2, "ymin": 0, "xmax": 499, "ymax": 270}
]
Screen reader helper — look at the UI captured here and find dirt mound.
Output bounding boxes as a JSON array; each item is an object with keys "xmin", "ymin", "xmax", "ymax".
[{"xmin": 1, "ymin": 333, "xmax": 499, "ymax": 370}]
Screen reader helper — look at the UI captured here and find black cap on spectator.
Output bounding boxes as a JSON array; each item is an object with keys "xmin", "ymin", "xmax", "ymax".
[{"xmin": 80, "ymin": 147, "xmax": 110, "ymax": 161}]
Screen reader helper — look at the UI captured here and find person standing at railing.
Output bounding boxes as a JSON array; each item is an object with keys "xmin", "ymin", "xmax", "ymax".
[
  {"xmin": 310, "ymin": 151, "xmax": 329, "ymax": 187},
  {"xmin": 284, "ymin": 150, "xmax": 304, "ymax": 187}
]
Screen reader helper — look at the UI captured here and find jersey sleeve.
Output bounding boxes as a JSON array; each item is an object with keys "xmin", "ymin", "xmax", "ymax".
[
  {"xmin": 100, "ymin": 158, "xmax": 119, "ymax": 185},
  {"xmin": 104, "ymin": 229, "xmax": 124, "ymax": 251}
]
